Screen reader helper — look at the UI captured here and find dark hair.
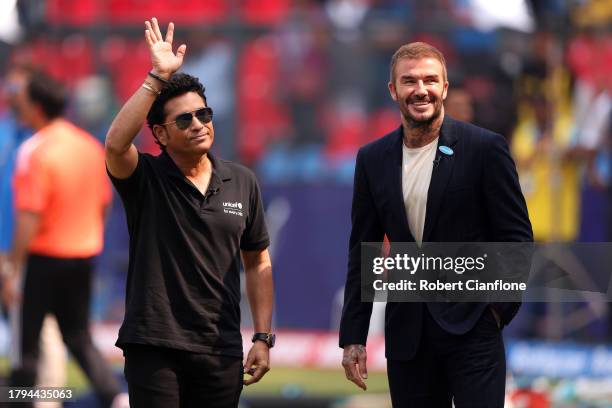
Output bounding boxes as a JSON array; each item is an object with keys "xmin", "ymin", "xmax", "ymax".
[
  {"xmin": 7, "ymin": 62, "xmax": 38, "ymax": 80},
  {"xmin": 390, "ymin": 42, "xmax": 447, "ymax": 84},
  {"xmin": 146, "ymin": 73, "xmax": 207, "ymax": 150},
  {"xmin": 27, "ymin": 72, "xmax": 68, "ymax": 120}
]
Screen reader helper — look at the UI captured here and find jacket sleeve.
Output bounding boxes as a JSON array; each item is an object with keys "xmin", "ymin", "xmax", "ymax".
[
  {"xmin": 339, "ymin": 148, "xmax": 385, "ymax": 347},
  {"xmin": 482, "ymin": 133, "xmax": 534, "ymax": 325}
]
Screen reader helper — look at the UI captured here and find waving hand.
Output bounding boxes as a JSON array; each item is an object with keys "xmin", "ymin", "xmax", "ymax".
[{"xmin": 144, "ymin": 18, "xmax": 186, "ymax": 78}]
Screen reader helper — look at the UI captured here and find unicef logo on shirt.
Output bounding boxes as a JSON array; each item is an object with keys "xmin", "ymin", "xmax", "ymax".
[{"xmin": 223, "ymin": 201, "xmax": 244, "ymax": 217}]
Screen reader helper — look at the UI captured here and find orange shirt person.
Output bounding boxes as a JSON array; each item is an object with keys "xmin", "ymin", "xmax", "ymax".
[
  {"xmin": 13, "ymin": 118, "xmax": 111, "ymax": 258},
  {"xmin": 1, "ymin": 70, "xmax": 127, "ymax": 408}
]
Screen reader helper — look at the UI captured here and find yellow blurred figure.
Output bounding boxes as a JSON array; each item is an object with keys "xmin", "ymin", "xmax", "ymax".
[{"xmin": 512, "ymin": 93, "xmax": 579, "ymax": 242}]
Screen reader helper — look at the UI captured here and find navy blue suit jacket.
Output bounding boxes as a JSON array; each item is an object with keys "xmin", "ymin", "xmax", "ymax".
[{"xmin": 339, "ymin": 116, "xmax": 533, "ymax": 361}]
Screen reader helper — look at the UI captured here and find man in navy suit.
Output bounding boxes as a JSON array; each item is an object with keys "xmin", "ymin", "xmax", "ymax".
[{"xmin": 339, "ymin": 42, "xmax": 533, "ymax": 407}]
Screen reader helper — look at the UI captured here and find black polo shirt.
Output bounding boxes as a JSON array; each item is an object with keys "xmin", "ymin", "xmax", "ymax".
[{"xmin": 108, "ymin": 151, "xmax": 269, "ymax": 357}]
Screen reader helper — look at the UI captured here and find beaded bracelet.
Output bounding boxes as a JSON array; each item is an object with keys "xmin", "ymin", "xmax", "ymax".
[{"xmin": 148, "ymin": 71, "xmax": 170, "ymax": 85}]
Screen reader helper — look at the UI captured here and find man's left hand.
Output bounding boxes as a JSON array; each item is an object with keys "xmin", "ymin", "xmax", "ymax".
[{"xmin": 243, "ymin": 341, "xmax": 270, "ymax": 385}]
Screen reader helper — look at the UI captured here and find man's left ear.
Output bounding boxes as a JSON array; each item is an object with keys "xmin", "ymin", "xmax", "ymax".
[{"xmin": 442, "ymin": 82, "xmax": 449, "ymax": 100}]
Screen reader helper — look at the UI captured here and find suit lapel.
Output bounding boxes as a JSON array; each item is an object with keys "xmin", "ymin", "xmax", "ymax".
[
  {"xmin": 386, "ymin": 126, "xmax": 414, "ymax": 242},
  {"xmin": 422, "ymin": 116, "xmax": 458, "ymax": 243}
]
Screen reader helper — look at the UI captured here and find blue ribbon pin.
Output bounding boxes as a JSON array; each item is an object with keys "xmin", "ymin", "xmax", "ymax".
[{"xmin": 439, "ymin": 146, "xmax": 454, "ymax": 156}]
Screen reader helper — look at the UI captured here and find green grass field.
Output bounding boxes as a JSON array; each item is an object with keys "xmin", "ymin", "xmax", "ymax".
[
  {"xmin": 1, "ymin": 358, "xmax": 390, "ymax": 397},
  {"xmin": 242, "ymin": 366, "xmax": 389, "ymax": 396}
]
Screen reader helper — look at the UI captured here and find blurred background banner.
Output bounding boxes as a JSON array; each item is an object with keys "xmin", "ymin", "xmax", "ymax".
[{"xmin": 0, "ymin": 0, "xmax": 611, "ymax": 406}]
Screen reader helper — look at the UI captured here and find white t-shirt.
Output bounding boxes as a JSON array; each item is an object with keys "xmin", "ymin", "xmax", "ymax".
[{"xmin": 402, "ymin": 137, "xmax": 439, "ymax": 245}]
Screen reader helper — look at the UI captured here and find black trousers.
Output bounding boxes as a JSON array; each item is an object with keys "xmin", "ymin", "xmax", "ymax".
[
  {"xmin": 9, "ymin": 255, "xmax": 121, "ymax": 407},
  {"xmin": 123, "ymin": 344, "xmax": 243, "ymax": 408},
  {"xmin": 387, "ymin": 307, "xmax": 506, "ymax": 408}
]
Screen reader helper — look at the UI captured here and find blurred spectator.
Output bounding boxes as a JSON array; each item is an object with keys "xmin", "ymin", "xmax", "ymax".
[
  {"xmin": 73, "ymin": 75, "xmax": 116, "ymax": 143},
  {"xmin": 512, "ymin": 30, "xmax": 579, "ymax": 242},
  {"xmin": 0, "ymin": 66, "xmax": 31, "ymax": 262},
  {"xmin": 510, "ymin": 35, "xmax": 585, "ymax": 339},
  {"xmin": 567, "ymin": 30, "xmax": 611, "ymax": 191},
  {"xmin": 1, "ymin": 70, "xmax": 127, "ymax": 408},
  {"xmin": 444, "ymin": 84, "xmax": 475, "ymax": 123},
  {"xmin": 512, "ymin": 90, "xmax": 579, "ymax": 242},
  {"xmin": 182, "ymin": 32, "xmax": 236, "ymax": 159},
  {"xmin": 277, "ymin": 0, "xmax": 329, "ymax": 146}
]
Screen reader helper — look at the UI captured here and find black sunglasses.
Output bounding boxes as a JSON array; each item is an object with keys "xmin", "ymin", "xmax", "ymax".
[{"xmin": 162, "ymin": 107, "xmax": 213, "ymax": 130}]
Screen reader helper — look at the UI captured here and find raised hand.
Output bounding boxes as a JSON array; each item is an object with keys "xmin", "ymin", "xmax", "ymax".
[{"xmin": 144, "ymin": 17, "xmax": 186, "ymax": 79}]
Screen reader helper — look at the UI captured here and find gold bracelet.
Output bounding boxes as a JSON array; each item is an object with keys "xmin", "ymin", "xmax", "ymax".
[
  {"xmin": 141, "ymin": 82, "xmax": 161, "ymax": 96},
  {"xmin": 144, "ymin": 80, "xmax": 161, "ymax": 92}
]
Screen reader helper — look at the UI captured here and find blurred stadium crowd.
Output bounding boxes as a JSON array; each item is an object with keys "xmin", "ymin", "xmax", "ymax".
[
  {"xmin": 0, "ymin": 1, "xmax": 608, "ymax": 183},
  {"xmin": 0, "ymin": 0, "xmax": 611, "ymax": 406}
]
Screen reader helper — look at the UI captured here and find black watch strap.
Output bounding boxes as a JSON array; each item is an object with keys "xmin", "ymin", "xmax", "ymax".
[{"xmin": 252, "ymin": 332, "xmax": 275, "ymax": 348}]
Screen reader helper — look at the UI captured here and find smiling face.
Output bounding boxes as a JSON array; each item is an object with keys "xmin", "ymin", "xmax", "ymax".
[
  {"xmin": 153, "ymin": 91, "xmax": 214, "ymax": 156},
  {"xmin": 388, "ymin": 57, "xmax": 448, "ymax": 128}
]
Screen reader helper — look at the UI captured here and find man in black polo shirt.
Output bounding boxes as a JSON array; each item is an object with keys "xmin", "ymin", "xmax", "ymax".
[{"xmin": 104, "ymin": 18, "xmax": 274, "ymax": 407}]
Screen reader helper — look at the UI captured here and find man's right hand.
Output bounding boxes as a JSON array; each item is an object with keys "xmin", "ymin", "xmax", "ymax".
[
  {"xmin": 341, "ymin": 344, "xmax": 368, "ymax": 390},
  {"xmin": 144, "ymin": 17, "xmax": 186, "ymax": 79}
]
